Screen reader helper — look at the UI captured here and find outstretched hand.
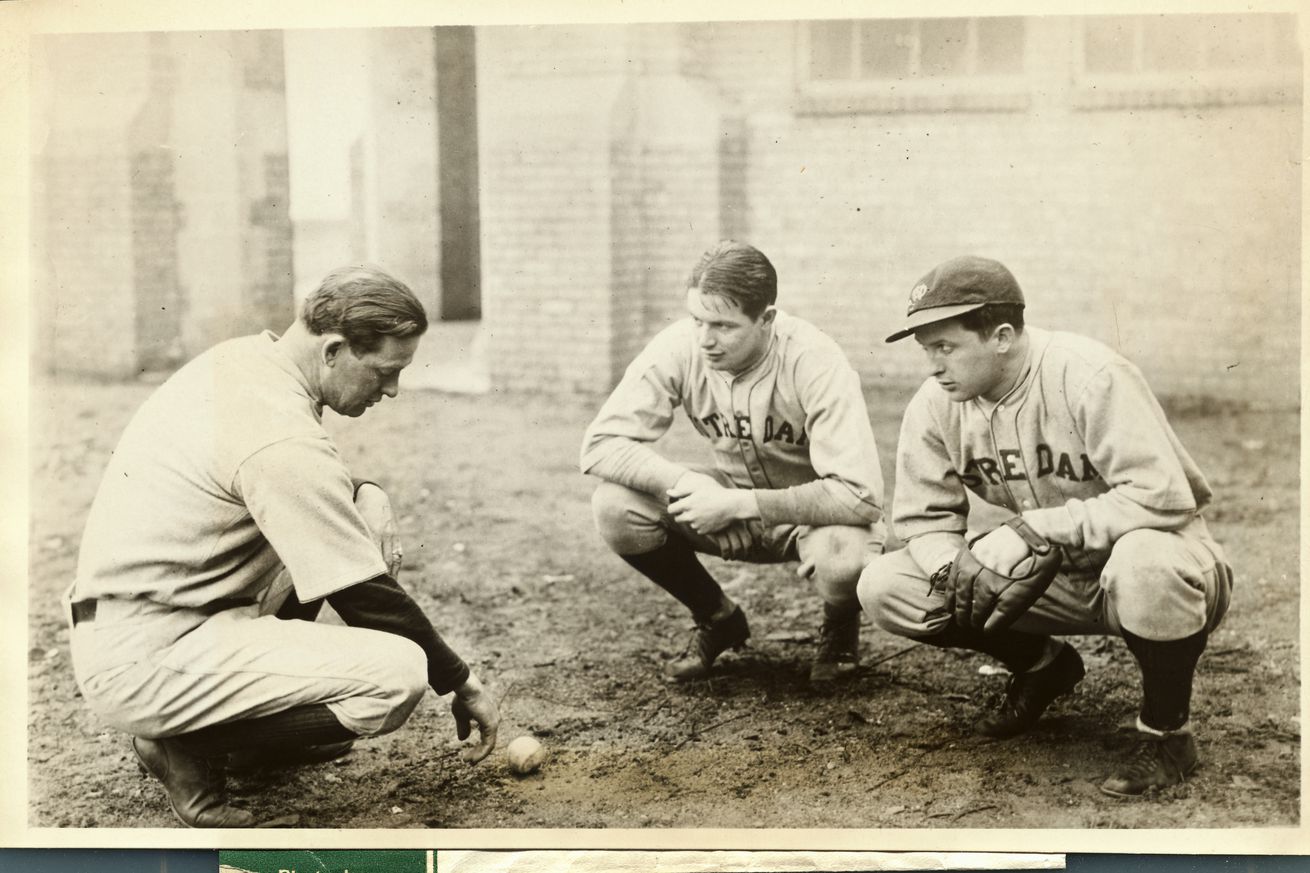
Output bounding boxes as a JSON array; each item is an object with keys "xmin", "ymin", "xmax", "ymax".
[{"xmin": 451, "ymin": 674, "xmax": 500, "ymax": 764}]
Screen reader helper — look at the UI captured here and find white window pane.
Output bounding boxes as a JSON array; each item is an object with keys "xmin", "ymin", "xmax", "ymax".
[
  {"xmin": 918, "ymin": 18, "xmax": 970, "ymax": 77},
  {"xmin": 810, "ymin": 20, "xmax": 854, "ymax": 80},
  {"xmin": 976, "ymin": 17, "xmax": 1025, "ymax": 75},
  {"xmin": 1084, "ymin": 17, "xmax": 1136, "ymax": 73},
  {"xmin": 859, "ymin": 19, "xmax": 913, "ymax": 78}
]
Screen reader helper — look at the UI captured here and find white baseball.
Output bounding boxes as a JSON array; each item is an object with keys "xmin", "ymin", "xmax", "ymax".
[{"xmin": 506, "ymin": 735, "xmax": 548, "ymax": 775}]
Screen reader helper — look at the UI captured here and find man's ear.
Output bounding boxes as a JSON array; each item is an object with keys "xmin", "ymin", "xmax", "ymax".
[
  {"xmin": 321, "ymin": 334, "xmax": 347, "ymax": 366},
  {"xmin": 993, "ymin": 323, "xmax": 1015, "ymax": 352},
  {"xmin": 759, "ymin": 306, "xmax": 778, "ymax": 327}
]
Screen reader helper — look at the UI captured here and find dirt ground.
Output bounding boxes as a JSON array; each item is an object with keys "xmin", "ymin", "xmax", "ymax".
[{"xmin": 27, "ymin": 376, "xmax": 1300, "ymax": 832}]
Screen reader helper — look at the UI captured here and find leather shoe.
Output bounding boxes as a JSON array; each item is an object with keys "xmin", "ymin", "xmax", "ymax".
[
  {"xmin": 975, "ymin": 643, "xmax": 1084, "ymax": 738},
  {"xmin": 1100, "ymin": 731, "xmax": 1198, "ymax": 797},
  {"xmin": 666, "ymin": 606, "xmax": 750, "ymax": 681},
  {"xmin": 133, "ymin": 737, "xmax": 256, "ymax": 828}
]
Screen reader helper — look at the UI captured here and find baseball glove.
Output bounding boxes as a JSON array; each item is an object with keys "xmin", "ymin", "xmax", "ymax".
[{"xmin": 945, "ymin": 516, "xmax": 1062, "ymax": 634}]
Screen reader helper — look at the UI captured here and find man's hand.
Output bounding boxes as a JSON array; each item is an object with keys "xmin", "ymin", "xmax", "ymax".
[
  {"xmin": 970, "ymin": 523, "xmax": 1033, "ymax": 577},
  {"xmin": 711, "ymin": 520, "xmax": 759, "ymax": 561},
  {"xmin": 355, "ymin": 483, "xmax": 403, "ymax": 577},
  {"xmin": 667, "ymin": 472, "xmax": 758, "ymax": 536},
  {"xmin": 450, "ymin": 674, "xmax": 500, "ymax": 764}
]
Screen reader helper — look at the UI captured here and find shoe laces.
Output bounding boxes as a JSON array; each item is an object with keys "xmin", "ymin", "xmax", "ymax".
[{"xmin": 1118, "ymin": 736, "xmax": 1168, "ymax": 781}]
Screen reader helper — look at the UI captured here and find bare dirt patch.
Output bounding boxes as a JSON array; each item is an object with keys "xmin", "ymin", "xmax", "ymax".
[{"xmin": 27, "ymin": 379, "xmax": 1299, "ymax": 831}]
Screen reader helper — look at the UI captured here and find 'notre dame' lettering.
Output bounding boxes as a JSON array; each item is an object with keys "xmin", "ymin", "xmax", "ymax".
[
  {"xmin": 696, "ymin": 412, "xmax": 807, "ymax": 446},
  {"xmin": 963, "ymin": 444, "xmax": 1103, "ymax": 490}
]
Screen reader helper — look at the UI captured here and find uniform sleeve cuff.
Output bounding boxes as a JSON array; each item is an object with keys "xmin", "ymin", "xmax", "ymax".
[{"xmin": 1022, "ymin": 505, "xmax": 1080, "ymax": 548}]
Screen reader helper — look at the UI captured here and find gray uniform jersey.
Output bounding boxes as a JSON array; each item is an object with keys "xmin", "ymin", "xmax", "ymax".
[{"xmin": 581, "ymin": 311, "xmax": 884, "ymax": 529}]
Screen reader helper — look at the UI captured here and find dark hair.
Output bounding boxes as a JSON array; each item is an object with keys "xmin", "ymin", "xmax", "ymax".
[
  {"xmin": 687, "ymin": 240, "xmax": 777, "ymax": 319},
  {"xmin": 956, "ymin": 303, "xmax": 1025, "ymax": 338},
  {"xmin": 301, "ymin": 265, "xmax": 428, "ymax": 353}
]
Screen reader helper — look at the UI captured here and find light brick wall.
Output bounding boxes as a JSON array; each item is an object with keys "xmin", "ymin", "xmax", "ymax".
[
  {"xmin": 478, "ymin": 25, "xmax": 720, "ymax": 392},
  {"xmin": 33, "ymin": 31, "xmax": 294, "ymax": 377},
  {"xmin": 684, "ymin": 18, "xmax": 1301, "ymax": 408}
]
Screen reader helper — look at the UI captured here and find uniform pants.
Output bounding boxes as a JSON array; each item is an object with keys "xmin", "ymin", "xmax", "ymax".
[
  {"xmin": 68, "ymin": 504, "xmax": 428, "ymax": 741},
  {"xmin": 591, "ymin": 469, "xmax": 886, "ymax": 609},
  {"xmin": 857, "ymin": 520, "xmax": 1232, "ymax": 642}
]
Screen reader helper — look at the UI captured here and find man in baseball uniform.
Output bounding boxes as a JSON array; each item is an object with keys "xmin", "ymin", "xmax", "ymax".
[
  {"xmin": 581, "ymin": 241, "xmax": 886, "ymax": 684},
  {"xmin": 859, "ymin": 255, "xmax": 1232, "ymax": 796},
  {"xmin": 65, "ymin": 265, "xmax": 500, "ymax": 827}
]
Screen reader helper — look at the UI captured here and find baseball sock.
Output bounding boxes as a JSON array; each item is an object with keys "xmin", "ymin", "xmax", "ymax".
[
  {"xmin": 170, "ymin": 705, "xmax": 357, "ymax": 758},
  {"xmin": 918, "ymin": 622, "xmax": 1048, "ymax": 674},
  {"xmin": 823, "ymin": 599, "xmax": 861, "ymax": 625},
  {"xmin": 621, "ymin": 536, "xmax": 727, "ymax": 623},
  {"xmin": 1122, "ymin": 628, "xmax": 1207, "ymax": 733}
]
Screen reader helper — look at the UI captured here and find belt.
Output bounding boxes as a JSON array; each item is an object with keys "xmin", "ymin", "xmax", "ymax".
[
  {"xmin": 70, "ymin": 599, "xmax": 97, "ymax": 626},
  {"xmin": 69, "ymin": 597, "xmax": 258, "ymax": 627}
]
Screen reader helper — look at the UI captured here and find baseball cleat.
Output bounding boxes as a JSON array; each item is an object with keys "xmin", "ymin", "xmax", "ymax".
[
  {"xmin": 133, "ymin": 736, "xmax": 256, "ymax": 828},
  {"xmin": 975, "ymin": 643, "xmax": 1084, "ymax": 738},
  {"xmin": 1100, "ymin": 731, "xmax": 1198, "ymax": 797},
  {"xmin": 809, "ymin": 611, "xmax": 861, "ymax": 685},
  {"xmin": 666, "ymin": 605, "xmax": 750, "ymax": 681}
]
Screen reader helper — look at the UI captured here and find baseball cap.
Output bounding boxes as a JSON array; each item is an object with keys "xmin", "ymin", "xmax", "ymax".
[{"xmin": 885, "ymin": 255, "xmax": 1025, "ymax": 343}]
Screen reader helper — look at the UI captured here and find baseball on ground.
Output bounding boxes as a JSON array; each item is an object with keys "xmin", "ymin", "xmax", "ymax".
[{"xmin": 506, "ymin": 736, "xmax": 548, "ymax": 775}]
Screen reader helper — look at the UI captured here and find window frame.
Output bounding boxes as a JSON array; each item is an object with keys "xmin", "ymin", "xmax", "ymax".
[
  {"xmin": 1071, "ymin": 14, "xmax": 1301, "ymax": 110},
  {"xmin": 795, "ymin": 17, "xmax": 1033, "ymax": 115}
]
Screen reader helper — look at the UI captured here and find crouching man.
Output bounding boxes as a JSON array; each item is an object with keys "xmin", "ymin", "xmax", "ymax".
[
  {"xmin": 65, "ymin": 265, "xmax": 499, "ymax": 827},
  {"xmin": 582, "ymin": 241, "xmax": 886, "ymax": 684},
  {"xmin": 859, "ymin": 256, "xmax": 1231, "ymax": 796}
]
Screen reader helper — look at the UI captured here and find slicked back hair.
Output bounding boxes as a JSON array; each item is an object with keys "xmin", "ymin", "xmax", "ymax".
[
  {"xmin": 301, "ymin": 265, "xmax": 428, "ymax": 354},
  {"xmin": 687, "ymin": 240, "xmax": 778, "ymax": 320},
  {"xmin": 956, "ymin": 303, "xmax": 1025, "ymax": 339}
]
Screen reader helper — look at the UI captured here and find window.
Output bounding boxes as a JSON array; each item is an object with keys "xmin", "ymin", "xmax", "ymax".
[
  {"xmin": 799, "ymin": 17, "xmax": 1030, "ymax": 113},
  {"xmin": 1075, "ymin": 14, "xmax": 1300, "ymax": 108}
]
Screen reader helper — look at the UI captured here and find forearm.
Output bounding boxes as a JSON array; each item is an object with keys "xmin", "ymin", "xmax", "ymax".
[
  {"xmin": 1024, "ymin": 492, "xmax": 1195, "ymax": 552},
  {"xmin": 582, "ymin": 437, "xmax": 689, "ymax": 497},
  {"xmin": 906, "ymin": 531, "xmax": 967, "ymax": 576},
  {"xmin": 327, "ymin": 574, "xmax": 471, "ymax": 694},
  {"xmin": 754, "ymin": 479, "xmax": 880, "ymax": 528}
]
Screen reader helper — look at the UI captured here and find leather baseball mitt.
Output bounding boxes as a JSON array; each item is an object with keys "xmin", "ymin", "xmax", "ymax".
[{"xmin": 946, "ymin": 516, "xmax": 1062, "ymax": 634}]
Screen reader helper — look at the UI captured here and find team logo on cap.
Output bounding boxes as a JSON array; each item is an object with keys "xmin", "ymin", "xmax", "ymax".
[{"xmin": 909, "ymin": 282, "xmax": 929, "ymax": 310}]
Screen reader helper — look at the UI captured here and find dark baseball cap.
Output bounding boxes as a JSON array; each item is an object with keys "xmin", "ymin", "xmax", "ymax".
[{"xmin": 885, "ymin": 255, "xmax": 1025, "ymax": 343}]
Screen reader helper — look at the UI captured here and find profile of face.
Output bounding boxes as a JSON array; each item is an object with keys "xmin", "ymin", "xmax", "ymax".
[
  {"xmin": 685, "ymin": 287, "xmax": 775, "ymax": 375},
  {"xmin": 320, "ymin": 334, "xmax": 421, "ymax": 417},
  {"xmin": 913, "ymin": 319, "xmax": 1012, "ymax": 403}
]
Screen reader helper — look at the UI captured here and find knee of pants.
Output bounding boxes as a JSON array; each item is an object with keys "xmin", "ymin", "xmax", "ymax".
[
  {"xmin": 1102, "ymin": 529, "xmax": 1218, "ymax": 641},
  {"xmin": 812, "ymin": 550, "xmax": 869, "ymax": 607},
  {"xmin": 591, "ymin": 482, "xmax": 664, "ymax": 555},
  {"xmin": 857, "ymin": 551, "xmax": 929, "ymax": 637},
  {"xmin": 344, "ymin": 635, "xmax": 430, "ymax": 738}
]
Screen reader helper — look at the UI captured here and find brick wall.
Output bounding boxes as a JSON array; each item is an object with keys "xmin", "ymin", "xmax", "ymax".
[
  {"xmin": 32, "ymin": 31, "xmax": 293, "ymax": 377},
  {"xmin": 477, "ymin": 25, "xmax": 721, "ymax": 392},
  {"xmin": 688, "ymin": 17, "xmax": 1301, "ymax": 408}
]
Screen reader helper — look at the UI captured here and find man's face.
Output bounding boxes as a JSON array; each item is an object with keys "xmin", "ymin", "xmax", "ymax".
[
  {"xmin": 321, "ymin": 334, "xmax": 420, "ymax": 417},
  {"xmin": 913, "ymin": 319, "xmax": 1008, "ymax": 402},
  {"xmin": 685, "ymin": 288, "xmax": 774, "ymax": 374}
]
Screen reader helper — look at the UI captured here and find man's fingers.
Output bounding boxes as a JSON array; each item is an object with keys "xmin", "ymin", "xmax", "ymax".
[
  {"xmin": 460, "ymin": 723, "xmax": 498, "ymax": 765},
  {"xmin": 452, "ymin": 699, "xmax": 472, "ymax": 741},
  {"xmin": 796, "ymin": 558, "xmax": 816, "ymax": 580}
]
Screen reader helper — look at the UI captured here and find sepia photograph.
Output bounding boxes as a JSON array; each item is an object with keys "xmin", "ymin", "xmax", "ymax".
[{"xmin": 9, "ymin": 0, "xmax": 1303, "ymax": 852}]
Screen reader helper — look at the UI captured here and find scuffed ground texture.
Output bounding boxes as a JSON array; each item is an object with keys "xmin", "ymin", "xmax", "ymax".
[{"xmin": 28, "ymin": 379, "xmax": 1299, "ymax": 830}]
